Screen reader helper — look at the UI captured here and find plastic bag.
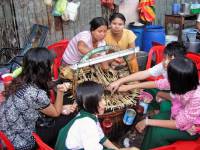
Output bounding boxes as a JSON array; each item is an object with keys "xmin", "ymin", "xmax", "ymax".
[
  {"xmin": 62, "ymin": 1, "xmax": 80, "ymax": 21},
  {"xmin": 44, "ymin": 0, "xmax": 53, "ymax": 6},
  {"xmin": 52, "ymin": 0, "xmax": 67, "ymax": 16}
]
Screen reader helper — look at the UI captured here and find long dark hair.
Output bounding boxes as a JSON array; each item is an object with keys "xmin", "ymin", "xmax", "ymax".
[
  {"xmin": 90, "ymin": 17, "xmax": 108, "ymax": 32},
  {"xmin": 76, "ymin": 81, "xmax": 104, "ymax": 114},
  {"xmin": 4, "ymin": 47, "xmax": 54, "ymax": 97},
  {"xmin": 167, "ymin": 57, "xmax": 199, "ymax": 95}
]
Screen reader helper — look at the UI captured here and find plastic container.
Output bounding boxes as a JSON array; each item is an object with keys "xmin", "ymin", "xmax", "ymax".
[
  {"xmin": 1, "ymin": 73, "xmax": 13, "ymax": 87},
  {"xmin": 182, "ymin": 28, "xmax": 198, "ymax": 42},
  {"xmin": 185, "ymin": 40, "xmax": 200, "ymax": 53},
  {"xmin": 165, "ymin": 35, "xmax": 178, "ymax": 45},
  {"xmin": 135, "ymin": 51, "xmax": 148, "ymax": 71},
  {"xmin": 139, "ymin": 101, "xmax": 149, "ymax": 114},
  {"xmin": 123, "ymin": 109, "xmax": 136, "ymax": 125},
  {"xmin": 142, "ymin": 25, "xmax": 165, "ymax": 52},
  {"xmin": 102, "ymin": 118, "xmax": 113, "ymax": 134},
  {"xmin": 128, "ymin": 22, "xmax": 145, "ymax": 51},
  {"xmin": 172, "ymin": 3, "xmax": 181, "ymax": 14}
]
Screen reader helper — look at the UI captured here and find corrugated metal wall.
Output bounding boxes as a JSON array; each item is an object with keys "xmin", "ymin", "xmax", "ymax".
[{"xmin": 12, "ymin": 0, "xmax": 102, "ymax": 47}]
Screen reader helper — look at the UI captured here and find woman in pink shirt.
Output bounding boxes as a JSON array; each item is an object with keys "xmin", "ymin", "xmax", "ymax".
[
  {"xmin": 62, "ymin": 17, "xmax": 108, "ymax": 65},
  {"xmin": 134, "ymin": 58, "xmax": 200, "ymax": 150}
]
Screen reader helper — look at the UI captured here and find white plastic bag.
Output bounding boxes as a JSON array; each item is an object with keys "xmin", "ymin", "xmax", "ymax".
[
  {"xmin": 44, "ymin": 0, "xmax": 53, "ymax": 6},
  {"xmin": 62, "ymin": 1, "xmax": 80, "ymax": 21}
]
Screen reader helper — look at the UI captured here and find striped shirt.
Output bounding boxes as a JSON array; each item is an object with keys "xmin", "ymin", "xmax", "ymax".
[{"xmin": 62, "ymin": 31, "xmax": 106, "ymax": 65}]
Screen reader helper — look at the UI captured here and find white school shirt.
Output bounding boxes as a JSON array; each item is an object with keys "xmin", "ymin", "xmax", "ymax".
[
  {"xmin": 148, "ymin": 62, "xmax": 167, "ymax": 78},
  {"xmin": 62, "ymin": 31, "xmax": 106, "ymax": 65},
  {"xmin": 65, "ymin": 117, "xmax": 105, "ymax": 150}
]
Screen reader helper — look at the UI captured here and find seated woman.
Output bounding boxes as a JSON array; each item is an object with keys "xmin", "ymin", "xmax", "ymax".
[
  {"xmin": 62, "ymin": 17, "xmax": 108, "ymax": 65},
  {"xmin": 0, "ymin": 47, "xmax": 71, "ymax": 150},
  {"xmin": 55, "ymin": 81, "xmax": 119, "ymax": 150},
  {"xmin": 105, "ymin": 13, "xmax": 136, "ymax": 67},
  {"xmin": 130, "ymin": 58, "xmax": 200, "ymax": 150}
]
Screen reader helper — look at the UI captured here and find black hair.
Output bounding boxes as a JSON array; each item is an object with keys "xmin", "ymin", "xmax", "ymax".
[
  {"xmin": 76, "ymin": 81, "xmax": 104, "ymax": 114},
  {"xmin": 90, "ymin": 17, "xmax": 108, "ymax": 31},
  {"xmin": 109, "ymin": 13, "xmax": 126, "ymax": 24},
  {"xmin": 4, "ymin": 47, "xmax": 54, "ymax": 97},
  {"xmin": 167, "ymin": 57, "xmax": 199, "ymax": 95},
  {"xmin": 164, "ymin": 41, "xmax": 186, "ymax": 58}
]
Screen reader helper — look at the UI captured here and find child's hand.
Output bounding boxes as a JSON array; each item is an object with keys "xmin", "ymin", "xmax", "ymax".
[
  {"xmin": 118, "ymin": 85, "xmax": 133, "ymax": 92},
  {"xmin": 156, "ymin": 95, "xmax": 163, "ymax": 103},
  {"xmin": 135, "ymin": 119, "xmax": 146, "ymax": 133},
  {"xmin": 107, "ymin": 81, "xmax": 121, "ymax": 93},
  {"xmin": 155, "ymin": 91, "xmax": 165, "ymax": 103},
  {"xmin": 57, "ymin": 82, "xmax": 70, "ymax": 92},
  {"xmin": 62, "ymin": 103, "xmax": 77, "ymax": 115}
]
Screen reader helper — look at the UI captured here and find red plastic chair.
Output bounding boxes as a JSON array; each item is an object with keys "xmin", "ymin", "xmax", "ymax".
[
  {"xmin": 48, "ymin": 39, "xmax": 69, "ymax": 80},
  {"xmin": 32, "ymin": 132, "xmax": 53, "ymax": 150},
  {"xmin": 151, "ymin": 138, "xmax": 200, "ymax": 150},
  {"xmin": 186, "ymin": 52, "xmax": 200, "ymax": 78},
  {"xmin": 146, "ymin": 45, "xmax": 165, "ymax": 81},
  {"xmin": 0, "ymin": 131, "xmax": 15, "ymax": 150}
]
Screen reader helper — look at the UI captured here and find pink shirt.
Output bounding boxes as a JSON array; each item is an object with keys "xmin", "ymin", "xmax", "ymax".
[
  {"xmin": 62, "ymin": 31, "xmax": 106, "ymax": 65},
  {"xmin": 155, "ymin": 79, "xmax": 200, "ymax": 131}
]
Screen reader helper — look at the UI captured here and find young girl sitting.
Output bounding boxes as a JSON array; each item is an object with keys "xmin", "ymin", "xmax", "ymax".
[
  {"xmin": 55, "ymin": 81, "xmax": 119, "ymax": 150},
  {"xmin": 0, "ymin": 47, "xmax": 70, "ymax": 150},
  {"xmin": 135, "ymin": 58, "xmax": 200, "ymax": 150},
  {"xmin": 108, "ymin": 41, "xmax": 186, "ymax": 93}
]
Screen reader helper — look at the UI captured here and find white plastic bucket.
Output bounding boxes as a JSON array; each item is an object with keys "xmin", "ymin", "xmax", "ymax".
[
  {"xmin": 165, "ymin": 35, "xmax": 178, "ymax": 45},
  {"xmin": 182, "ymin": 28, "xmax": 198, "ymax": 42}
]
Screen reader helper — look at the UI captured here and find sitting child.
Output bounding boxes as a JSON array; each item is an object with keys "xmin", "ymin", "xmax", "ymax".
[
  {"xmin": 55, "ymin": 81, "xmax": 139, "ymax": 150},
  {"xmin": 134, "ymin": 58, "xmax": 200, "ymax": 150}
]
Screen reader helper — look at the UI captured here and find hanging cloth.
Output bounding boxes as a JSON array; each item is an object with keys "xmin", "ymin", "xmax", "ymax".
[
  {"xmin": 100, "ymin": 0, "xmax": 114, "ymax": 10},
  {"xmin": 138, "ymin": 0, "xmax": 156, "ymax": 23}
]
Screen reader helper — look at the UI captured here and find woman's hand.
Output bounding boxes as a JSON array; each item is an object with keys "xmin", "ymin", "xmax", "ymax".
[
  {"xmin": 57, "ymin": 82, "xmax": 70, "ymax": 92},
  {"xmin": 135, "ymin": 119, "xmax": 146, "ymax": 133}
]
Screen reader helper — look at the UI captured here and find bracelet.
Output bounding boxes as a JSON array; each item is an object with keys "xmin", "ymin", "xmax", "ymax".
[{"xmin": 145, "ymin": 117, "xmax": 149, "ymax": 126}]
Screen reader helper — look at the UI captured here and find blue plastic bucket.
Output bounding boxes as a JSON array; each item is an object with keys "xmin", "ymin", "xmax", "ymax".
[
  {"xmin": 128, "ymin": 23, "xmax": 144, "ymax": 50},
  {"xmin": 142, "ymin": 25, "xmax": 165, "ymax": 52}
]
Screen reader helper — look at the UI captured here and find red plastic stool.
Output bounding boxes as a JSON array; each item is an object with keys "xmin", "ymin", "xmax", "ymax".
[
  {"xmin": 146, "ymin": 45, "xmax": 165, "ymax": 81},
  {"xmin": 48, "ymin": 39, "xmax": 69, "ymax": 80},
  {"xmin": 186, "ymin": 52, "xmax": 200, "ymax": 79},
  {"xmin": 0, "ymin": 131, "xmax": 15, "ymax": 150},
  {"xmin": 151, "ymin": 138, "xmax": 200, "ymax": 150},
  {"xmin": 32, "ymin": 132, "xmax": 53, "ymax": 150}
]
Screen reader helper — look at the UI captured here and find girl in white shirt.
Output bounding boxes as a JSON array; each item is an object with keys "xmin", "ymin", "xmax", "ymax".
[
  {"xmin": 107, "ymin": 41, "xmax": 186, "ymax": 92},
  {"xmin": 55, "ymin": 81, "xmax": 119, "ymax": 150}
]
